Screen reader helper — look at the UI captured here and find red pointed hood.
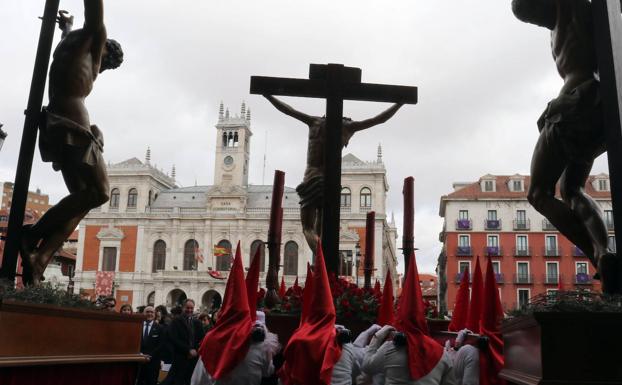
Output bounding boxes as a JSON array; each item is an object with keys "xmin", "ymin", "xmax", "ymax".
[
  {"xmin": 395, "ymin": 252, "xmax": 444, "ymax": 380},
  {"xmin": 279, "ymin": 276, "xmax": 287, "ymax": 298},
  {"xmin": 300, "ymin": 262, "xmax": 314, "ymax": 326},
  {"xmin": 466, "ymin": 256, "xmax": 484, "ymax": 333},
  {"xmin": 279, "ymin": 242, "xmax": 342, "ymax": 385},
  {"xmin": 448, "ymin": 269, "xmax": 470, "ymax": 332},
  {"xmin": 376, "ymin": 270, "xmax": 395, "ymax": 326},
  {"xmin": 245, "ymin": 243, "xmax": 262, "ymax": 322},
  {"xmin": 199, "ymin": 241, "xmax": 252, "ymax": 379},
  {"xmin": 294, "ymin": 276, "xmax": 300, "ymax": 288},
  {"xmin": 373, "ymin": 279, "xmax": 382, "ymax": 298},
  {"xmin": 479, "ymin": 256, "xmax": 505, "ymax": 385}
]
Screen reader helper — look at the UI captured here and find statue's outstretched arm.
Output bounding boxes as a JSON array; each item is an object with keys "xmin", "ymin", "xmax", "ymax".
[
  {"xmin": 264, "ymin": 95, "xmax": 314, "ymax": 126},
  {"xmin": 511, "ymin": 0, "xmax": 556, "ymax": 29},
  {"xmin": 83, "ymin": 0, "xmax": 107, "ymax": 70},
  {"xmin": 350, "ymin": 103, "xmax": 402, "ymax": 132}
]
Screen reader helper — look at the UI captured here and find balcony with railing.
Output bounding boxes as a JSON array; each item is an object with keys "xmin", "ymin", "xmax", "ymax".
[
  {"xmin": 484, "ymin": 246, "xmax": 502, "ymax": 257},
  {"xmin": 542, "ymin": 219, "xmax": 556, "ymax": 231},
  {"xmin": 543, "ymin": 274, "xmax": 560, "ymax": 285},
  {"xmin": 495, "ymin": 273, "xmax": 504, "ymax": 284},
  {"xmin": 543, "ymin": 246, "xmax": 562, "ymax": 257},
  {"xmin": 456, "ymin": 246, "xmax": 472, "ymax": 256},
  {"xmin": 513, "ymin": 247, "xmax": 532, "ymax": 257},
  {"xmin": 575, "ymin": 273, "xmax": 593, "ymax": 285},
  {"xmin": 484, "ymin": 219, "xmax": 501, "ymax": 230},
  {"xmin": 572, "ymin": 246, "xmax": 585, "ymax": 257},
  {"xmin": 513, "ymin": 219, "xmax": 530, "ymax": 231},
  {"xmin": 455, "ymin": 219, "xmax": 472, "ymax": 230},
  {"xmin": 514, "ymin": 273, "xmax": 533, "ymax": 284}
]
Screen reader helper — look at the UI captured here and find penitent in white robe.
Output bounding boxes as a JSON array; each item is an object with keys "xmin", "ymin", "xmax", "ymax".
[{"xmin": 362, "ymin": 339, "xmax": 457, "ymax": 385}]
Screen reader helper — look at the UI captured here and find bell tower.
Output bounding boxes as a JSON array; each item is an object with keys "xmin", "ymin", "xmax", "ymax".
[{"xmin": 214, "ymin": 102, "xmax": 252, "ymax": 187}]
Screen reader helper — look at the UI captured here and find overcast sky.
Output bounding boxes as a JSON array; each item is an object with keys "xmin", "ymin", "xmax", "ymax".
[{"xmin": 0, "ymin": 1, "xmax": 610, "ymax": 274}]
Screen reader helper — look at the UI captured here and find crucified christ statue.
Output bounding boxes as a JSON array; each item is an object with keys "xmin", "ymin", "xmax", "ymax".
[
  {"xmin": 20, "ymin": 0, "xmax": 123, "ymax": 285},
  {"xmin": 512, "ymin": 0, "xmax": 618, "ymax": 291},
  {"xmin": 264, "ymin": 95, "xmax": 401, "ymax": 254}
]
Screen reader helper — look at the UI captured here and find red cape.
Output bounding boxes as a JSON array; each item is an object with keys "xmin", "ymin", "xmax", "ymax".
[
  {"xmin": 466, "ymin": 256, "xmax": 484, "ymax": 333},
  {"xmin": 448, "ymin": 269, "xmax": 470, "ymax": 332},
  {"xmin": 199, "ymin": 242, "xmax": 252, "ymax": 379},
  {"xmin": 396, "ymin": 253, "xmax": 444, "ymax": 380},
  {"xmin": 279, "ymin": 243, "xmax": 341, "ymax": 385},
  {"xmin": 480, "ymin": 256, "xmax": 506, "ymax": 385},
  {"xmin": 376, "ymin": 270, "xmax": 394, "ymax": 326},
  {"xmin": 246, "ymin": 244, "xmax": 262, "ymax": 322}
]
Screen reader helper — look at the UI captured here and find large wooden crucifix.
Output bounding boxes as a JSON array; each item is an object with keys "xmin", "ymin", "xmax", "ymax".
[
  {"xmin": 250, "ymin": 64, "xmax": 417, "ymax": 274},
  {"xmin": 593, "ymin": 0, "xmax": 622, "ymax": 293}
]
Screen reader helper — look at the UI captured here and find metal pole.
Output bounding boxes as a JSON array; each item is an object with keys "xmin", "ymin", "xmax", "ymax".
[{"xmin": 0, "ymin": 0, "xmax": 59, "ymax": 284}]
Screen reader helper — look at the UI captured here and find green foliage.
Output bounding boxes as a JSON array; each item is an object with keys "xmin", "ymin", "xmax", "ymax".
[
  {"xmin": 0, "ymin": 282, "xmax": 98, "ymax": 310},
  {"xmin": 508, "ymin": 289, "xmax": 622, "ymax": 317}
]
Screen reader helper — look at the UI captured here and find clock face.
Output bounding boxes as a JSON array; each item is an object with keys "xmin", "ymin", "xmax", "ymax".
[{"xmin": 224, "ymin": 156, "xmax": 234, "ymax": 166}]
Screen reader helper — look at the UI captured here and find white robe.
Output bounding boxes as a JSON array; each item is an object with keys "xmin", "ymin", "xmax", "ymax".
[
  {"xmin": 450, "ymin": 345, "xmax": 479, "ymax": 385},
  {"xmin": 191, "ymin": 341, "xmax": 275, "ymax": 385},
  {"xmin": 331, "ymin": 343, "xmax": 364, "ymax": 385},
  {"xmin": 362, "ymin": 340, "xmax": 457, "ymax": 385}
]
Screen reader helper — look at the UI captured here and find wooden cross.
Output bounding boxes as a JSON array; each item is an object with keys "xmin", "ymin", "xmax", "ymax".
[
  {"xmin": 250, "ymin": 63, "xmax": 417, "ymax": 274},
  {"xmin": 593, "ymin": 0, "xmax": 622, "ymax": 293}
]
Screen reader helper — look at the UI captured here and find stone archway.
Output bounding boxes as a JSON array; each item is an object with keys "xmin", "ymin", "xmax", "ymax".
[
  {"xmin": 201, "ymin": 290, "xmax": 222, "ymax": 312},
  {"xmin": 146, "ymin": 291, "xmax": 155, "ymax": 306},
  {"xmin": 166, "ymin": 288, "xmax": 187, "ymax": 308}
]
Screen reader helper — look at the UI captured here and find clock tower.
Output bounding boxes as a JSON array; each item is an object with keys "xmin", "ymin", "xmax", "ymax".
[{"xmin": 214, "ymin": 102, "xmax": 252, "ymax": 187}]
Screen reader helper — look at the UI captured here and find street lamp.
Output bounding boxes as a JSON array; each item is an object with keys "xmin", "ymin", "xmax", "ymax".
[
  {"xmin": 355, "ymin": 242, "xmax": 361, "ymax": 286},
  {"xmin": 0, "ymin": 124, "xmax": 6, "ymax": 151}
]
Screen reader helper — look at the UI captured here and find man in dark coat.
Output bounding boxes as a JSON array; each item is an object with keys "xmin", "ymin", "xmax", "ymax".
[
  {"xmin": 166, "ymin": 299, "xmax": 205, "ymax": 385},
  {"xmin": 137, "ymin": 306, "xmax": 163, "ymax": 385}
]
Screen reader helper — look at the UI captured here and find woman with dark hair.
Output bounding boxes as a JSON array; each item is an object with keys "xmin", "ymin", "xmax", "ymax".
[
  {"xmin": 155, "ymin": 305, "xmax": 171, "ymax": 325},
  {"xmin": 119, "ymin": 304, "xmax": 133, "ymax": 315}
]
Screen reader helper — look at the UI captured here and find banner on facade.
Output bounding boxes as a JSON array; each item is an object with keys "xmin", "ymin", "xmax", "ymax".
[{"xmin": 95, "ymin": 271, "xmax": 115, "ymax": 296}]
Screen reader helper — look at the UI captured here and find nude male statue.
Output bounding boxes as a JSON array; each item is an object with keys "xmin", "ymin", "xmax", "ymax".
[
  {"xmin": 20, "ymin": 1, "xmax": 123, "ymax": 285},
  {"xmin": 512, "ymin": 0, "xmax": 618, "ymax": 292},
  {"xmin": 264, "ymin": 95, "xmax": 402, "ymax": 253}
]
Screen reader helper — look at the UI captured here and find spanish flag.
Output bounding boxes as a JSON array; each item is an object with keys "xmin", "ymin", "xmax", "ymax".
[{"xmin": 214, "ymin": 245, "xmax": 230, "ymax": 256}]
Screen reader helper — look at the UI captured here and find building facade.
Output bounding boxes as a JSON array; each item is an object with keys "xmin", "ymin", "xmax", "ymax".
[
  {"xmin": 439, "ymin": 174, "xmax": 610, "ymax": 312},
  {"xmin": 2, "ymin": 182, "xmax": 51, "ymax": 217},
  {"xmin": 74, "ymin": 103, "xmax": 399, "ymax": 310}
]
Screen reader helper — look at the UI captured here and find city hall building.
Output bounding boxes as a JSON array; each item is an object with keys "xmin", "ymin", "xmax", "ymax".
[{"xmin": 74, "ymin": 103, "xmax": 399, "ymax": 310}]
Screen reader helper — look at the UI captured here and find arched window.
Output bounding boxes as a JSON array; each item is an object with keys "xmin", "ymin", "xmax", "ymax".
[
  {"xmin": 283, "ymin": 241, "xmax": 298, "ymax": 276},
  {"xmin": 152, "ymin": 240, "xmax": 166, "ymax": 272},
  {"xmin": 127, "ymin": 188, "xmax": 138, "ymax": 208},
  {"xmin": 227, "ymin": 132, "xmax": 234, "ymax": 147},
  {"xmin": 148, "ymin": 190, "xmax": 153, "ymax": 206},
  {"xmin": 250, "ymin": 240, "xmax": 265, "ymax": 273},
  {"xmin": 183, "ymin": 239, "xmax": 198, "ymax": 271},
  {"xmin": 216, "ymin": 240, "xmax": 232, "ymax": 271},
  {"xmin": 222, "ymin": 132, "xmax": 228, "ymax": 147},
  {"xmin": 360, "ymin": 187, "xmax": 372, "ymax": 208},
  {"xmin": 147, "ymin": 291, "xmax": 155, "ymax": 306},
  {"xmin": 340, "ymin": 187, "xmax": 351, "ymax": 207},
  {"xmin": 109, "ymin": 188, "xmax": 120, "ymax": 208}
]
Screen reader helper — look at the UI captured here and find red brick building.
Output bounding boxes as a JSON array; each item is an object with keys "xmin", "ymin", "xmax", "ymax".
[{"xmin": 439, "ymin": 174, "xmax": 610, "ymax": 312}]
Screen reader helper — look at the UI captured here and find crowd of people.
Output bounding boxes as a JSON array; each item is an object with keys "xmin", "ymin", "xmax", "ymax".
[{"xmin": 102, "ymin": 243, "xmax": 501, "ymax": 385}]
